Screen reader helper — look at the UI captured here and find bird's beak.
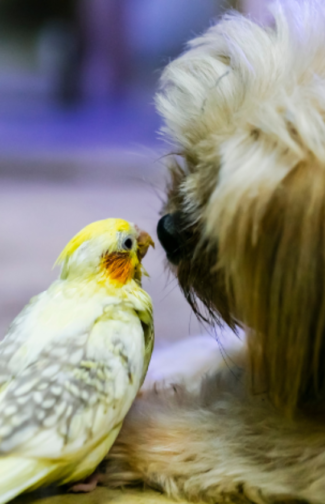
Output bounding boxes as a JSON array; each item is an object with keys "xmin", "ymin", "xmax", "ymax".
[{"xmin": 135, "ymin": 226, "xmax": 155, "ymax": 261}]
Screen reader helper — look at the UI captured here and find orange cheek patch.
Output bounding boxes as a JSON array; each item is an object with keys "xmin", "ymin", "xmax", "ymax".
[{"xmin": 101, "ymin": 252, "xmax": 134, "ymax": 284}]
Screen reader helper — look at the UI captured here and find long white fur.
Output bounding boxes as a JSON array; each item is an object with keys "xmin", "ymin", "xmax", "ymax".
[
  {"xmin": 102, "ymin": 2, "xmax": 325, "ymax": 503},
  {"xmin": 157, "ymin": 0, "xmax": 325, "ymax": 238}
]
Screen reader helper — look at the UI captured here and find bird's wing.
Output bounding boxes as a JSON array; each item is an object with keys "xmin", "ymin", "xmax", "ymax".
[
  {"xmin": 0, "ymin": 339, "xmax": 19, "ymax": 391},
  {"xmin": 0, "ymin": 307, "xmax": 145, "ymax": 503},
  {"xmin": 0, "ymin": 293, "xmax": 43, "ymax": 390},
  {"xmin": 125, "ymin": 286, "xmax": 154, "ymax": 383},
  {"xmin": 139, "ymin": 313, "xmax": 154, "ymax": 384},
  {"xmin": 0, "ymin": 284, "xmax": 125, "ymax": 390}
]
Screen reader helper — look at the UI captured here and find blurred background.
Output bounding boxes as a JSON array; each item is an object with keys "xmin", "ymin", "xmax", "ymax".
[{"xmin": 0, "ymin": 0, "xmax": 270, "ymax": 348}]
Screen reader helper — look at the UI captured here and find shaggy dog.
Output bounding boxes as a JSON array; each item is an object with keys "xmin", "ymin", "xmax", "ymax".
[{"xmin": 102, "ymin": 1, "xmax": 325, "ymax": 502}]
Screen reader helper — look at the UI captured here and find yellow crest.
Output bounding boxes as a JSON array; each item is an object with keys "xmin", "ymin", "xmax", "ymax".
[{"xmin": 55, "ymin": 218, "xmax": 133, "ymax": 266}]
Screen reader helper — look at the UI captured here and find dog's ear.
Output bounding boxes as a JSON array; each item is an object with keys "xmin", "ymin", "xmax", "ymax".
[{"xmin": 212, "ymin": 149, "xmax": 325, "ymax": 414}]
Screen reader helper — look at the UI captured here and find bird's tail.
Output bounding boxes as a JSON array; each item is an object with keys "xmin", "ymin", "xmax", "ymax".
[{"xmin": 0, "ymin": 456, "xmax": 57, "ymax": 504}]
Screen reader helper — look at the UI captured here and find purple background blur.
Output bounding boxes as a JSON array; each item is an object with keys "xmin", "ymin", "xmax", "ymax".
[{"xmin": 0, "ymin": 0, "xmax": 269, "ymax": 347}]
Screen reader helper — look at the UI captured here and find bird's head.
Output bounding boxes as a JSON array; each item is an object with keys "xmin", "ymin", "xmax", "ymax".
[{"xmin": 56, "ymin": 218, "xmax": 154, "ymax": 286}]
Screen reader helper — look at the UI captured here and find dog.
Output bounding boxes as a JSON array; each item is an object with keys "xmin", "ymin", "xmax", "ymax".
[{"xmin": 101, "ymin": 1, "xmax": 325, "ymax": 502}]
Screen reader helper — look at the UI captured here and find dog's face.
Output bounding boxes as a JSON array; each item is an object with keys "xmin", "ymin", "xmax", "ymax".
[
  {"xmin": 156, "ymin": 3, "xmax": 325, "ymax": 415},
  {"xmin": 157, "ymin": 158, "xmax": 234, "ymax": 328}
]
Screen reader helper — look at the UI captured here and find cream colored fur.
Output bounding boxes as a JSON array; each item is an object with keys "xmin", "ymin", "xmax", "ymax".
[
  {"xmin": 102, "ymin": 1, "xmax": 325, "ymax": 502},
  {"xmin": 104, "ymin": 334, "xmax": 325, "ymax": 503}
]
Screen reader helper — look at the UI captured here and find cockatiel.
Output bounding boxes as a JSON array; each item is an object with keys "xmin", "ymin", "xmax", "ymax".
[{"xmin": 0, "ymin": 218, "xmax": 154, "ymax": 503}]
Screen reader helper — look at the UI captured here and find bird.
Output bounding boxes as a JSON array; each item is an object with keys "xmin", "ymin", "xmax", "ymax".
[{"xmin": 0, "ymin": 218, "xmax": 154, "ymax": 503}]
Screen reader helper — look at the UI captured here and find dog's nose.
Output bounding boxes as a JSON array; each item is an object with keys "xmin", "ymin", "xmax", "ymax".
[{"xmin": 157, "ymin": 214, "xmax": 182, "ymax": 265}]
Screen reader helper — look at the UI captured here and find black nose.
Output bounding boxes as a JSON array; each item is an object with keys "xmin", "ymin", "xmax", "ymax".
[{"xmin": 157, "ymin": 214, "xmax": 182, "ymax": 265}]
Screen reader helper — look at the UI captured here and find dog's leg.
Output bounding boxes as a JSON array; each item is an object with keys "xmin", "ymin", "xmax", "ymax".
[
  {"xmin": 100, "ymin": 373, "xmax": 263, "ymax": 503},
  {"xmin": 99, "ymin": 334, "xmax": 325, "ymax": 504},
  {"xmin": 100, "ymin": 335, "xmax": 266, "ymax": 503}
]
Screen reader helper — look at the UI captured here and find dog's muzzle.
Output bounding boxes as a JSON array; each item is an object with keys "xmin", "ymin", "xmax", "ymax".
[{"xmin": 157, "ymin": 213, "xmax": 183, "ymax": 265}]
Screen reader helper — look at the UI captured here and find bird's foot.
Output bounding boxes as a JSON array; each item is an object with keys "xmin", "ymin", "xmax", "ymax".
[{"xmin": 69, "ymin": 472, "xmax": 100, "ymax": 493}]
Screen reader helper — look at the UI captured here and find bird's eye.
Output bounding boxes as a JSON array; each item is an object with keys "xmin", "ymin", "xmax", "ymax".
[{"xmin": 123, "ymin": 238, "xmax": 133, "ymax": 250}]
